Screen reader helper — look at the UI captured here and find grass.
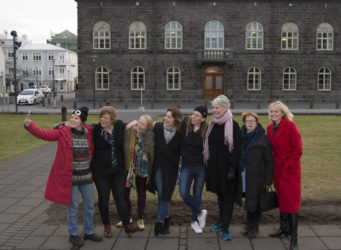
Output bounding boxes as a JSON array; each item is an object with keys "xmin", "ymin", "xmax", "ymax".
[{"xmin": 1, "ymin": 114, "xmax": 340, "ymax": 201}]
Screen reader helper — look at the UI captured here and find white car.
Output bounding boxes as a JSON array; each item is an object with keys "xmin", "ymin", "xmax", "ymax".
[
  {"xmin": 17, "ymin": 89, "xmax": 44, "ymax": 105},
  {"xmin": 39, "ymin": 85, "xmax": 52, "ymax": 93}
]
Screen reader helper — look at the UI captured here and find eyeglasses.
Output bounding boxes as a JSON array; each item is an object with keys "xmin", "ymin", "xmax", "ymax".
[{"xmin": 245, "ymin": 120, "xmax": 257, "ymax": 123}]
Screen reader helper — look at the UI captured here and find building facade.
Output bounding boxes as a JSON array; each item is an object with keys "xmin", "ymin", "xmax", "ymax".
[
  {"xmin": 47, "ymin": 30, "xmax": 78, "ymax": 52},
  {"xmin": 17, "ymin": 44, "xmax": 78, "ymax": 92},
  {"xmin": 0, "ymin": 41, "xmax": 5, "ymax": 97},
  {"xmin": 76, "ymin": 0, "xmax": 340, "ymax": 106}
]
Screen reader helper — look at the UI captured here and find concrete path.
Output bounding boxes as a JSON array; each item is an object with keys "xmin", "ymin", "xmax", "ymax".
[{"xmin": 0, "ymin": 143, "xmax": 341, "ymax": 250}]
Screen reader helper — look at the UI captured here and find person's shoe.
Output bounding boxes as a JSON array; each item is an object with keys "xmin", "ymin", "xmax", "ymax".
[
  {"xmin": 84, "ymin": 233, "xmax": 102, "ymax": 242},
  {"xmin": 116, "ymin": 217, "xmax": 132, "ymax": 228},
  {"xmin": 198, "ymin": 209, "xmax": 207, "ymax": 229},
  {"xmin": 162, "ymin": 217, "xmax": 171, "ymax": 235},
  {"xmin": 124, "ymin": 223, "xmax": 137, "ymax": 238},
  {"xmin": 104, "ymin": 224, "xmax": 112, "ymax": 238},
  {"xmin": 154, "ymin": 221, "xmax": 164, "ymax": 236},
  {"xmin": 270, "ymin": 212, "xmax": 290, "ymax": 237},
  {"xmin": 210, "ymin": 222, "xmax": 223, "ymax": 232},
  {"xmin": 137, "ymin": 218, "xmax": 145, "ymax": 231},
  {"xmin": 221, "ymin": 230, "xmax": 233, "ymax": 241},
  {"xmin": 191, "ymin": 221, "xmax": 203, "ymax": 234},
  {"xmin": 69, "ymin": 235, "xmax": 84, "ymax": 248}
]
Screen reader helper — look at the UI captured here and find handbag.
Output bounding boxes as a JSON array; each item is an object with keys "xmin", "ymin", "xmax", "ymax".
[{"xmin": 260, "ymin": 185, "xmax": 278, "ymax": 212}]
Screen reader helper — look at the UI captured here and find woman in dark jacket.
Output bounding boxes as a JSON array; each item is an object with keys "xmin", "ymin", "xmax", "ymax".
[
  {"xmin": 148, "ymin": 108, "xmax": 183, "ymax": 236},
  {"xmin": 203, "ymin": 95, "xmax": 242, "ymax": 241},
  {"xmin": 91, "ymin": 106, "xmax": 136, "ymax": 238},
  {"xmin": 240, "ymin": 112, "xmax": 273, "ymax": 238}
]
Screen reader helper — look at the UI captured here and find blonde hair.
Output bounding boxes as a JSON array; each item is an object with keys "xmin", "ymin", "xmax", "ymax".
[
  {"xmin": 241, "ymin": 112, "xmax": 259, "ymax": 123},
  {"xmin": 140, "ymin": 114, "xmax": 153, "ymax": 131},
  {"xmin": 268, "ymin": 101, "xmax": 294, "ymax": 121},
  {"xmin": 99, "ymin": 106, "xmax": 118, "ymax": 124}
]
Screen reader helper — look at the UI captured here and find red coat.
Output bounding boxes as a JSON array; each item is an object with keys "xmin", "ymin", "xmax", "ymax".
[
  {"xmin": 26, "ymin": 122, "xmax": 93, "ymax": 206},
  {"xmin": 267, "ymin": 118, "xmax": 302, "ymax": 213}
]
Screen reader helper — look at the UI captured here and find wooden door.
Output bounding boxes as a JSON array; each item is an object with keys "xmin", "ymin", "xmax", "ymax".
[{"xmin": 204, "ymin": 73, "xmax": 225, "ymax": 99}]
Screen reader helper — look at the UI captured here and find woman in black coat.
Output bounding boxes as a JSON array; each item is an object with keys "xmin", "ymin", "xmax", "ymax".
[
  {"xmin": 203, "ymin": 95, "xmax": 242, "ymax": 241},
  {"xmin": 240, "ymin": 112, "xmax": 273, "ymax": 238},
  {"xmin": 147, "ymin": 108, "xmax": 183, "ymax": 236},
  {"xmin": 91, "ymin": 106, "xmax": 136, "ymax": 238}
]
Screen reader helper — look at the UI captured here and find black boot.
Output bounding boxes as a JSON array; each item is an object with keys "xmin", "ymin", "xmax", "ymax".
[
  {"xmin": 162, "ymin": 217, "xmax": 171, "ymax": 235},
  {"xmin": 248, "ymin": 211, "xmax": 260, "ymax": 239},
  {"xmin": 242, "ymin": 212, "xmax": 251, "ymax": 236},
  {"xmin": 154, "ymin": 221, "xmax": 163, "ymax": 236},
  {"xmin": 289, "ymin": 213, "xmax": 298, "ymax": 250},
  {"xmin": 270, "ymin": 212, "xmax": 290, "ymax": 237}
]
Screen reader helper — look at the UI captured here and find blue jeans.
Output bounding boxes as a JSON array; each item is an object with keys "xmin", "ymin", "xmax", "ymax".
[
  {"xmin": 179, "ymin": 165, "xmax": 206, "ymax": 222},
  {"xmin": 154, "ymin": 168, "xmax": 169, "ymax": 222},
  {"xmin": 67, "ymin": 183, "xmax": 95, "ymax": 235}
]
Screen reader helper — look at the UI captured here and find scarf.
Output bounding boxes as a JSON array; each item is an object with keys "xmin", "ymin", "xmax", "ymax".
[
  {"xmin": 240, "ymin": 125, "xmax": 260, "ymax": 172},
  {"xmin": 203, "ymin": 109, "xmax": 234, "ymax": 164},
  {"xmin": 163, "ymin": 123, "xmax": 177, "ymax": 144}
]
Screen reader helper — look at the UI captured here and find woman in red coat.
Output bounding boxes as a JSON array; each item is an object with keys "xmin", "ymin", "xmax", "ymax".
[{"xmin": 267, "ymin": 101, "xmax": 302, "ymax": 250}]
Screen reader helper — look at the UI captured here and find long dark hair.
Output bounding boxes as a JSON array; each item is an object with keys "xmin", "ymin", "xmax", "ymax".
[
  {"xmin": 186, "ymin": 116, "xmax": 208, "ymax": 138},
  {"xmin": 167, "ymin": 108, "xmax": 184, "ymax": 131}
]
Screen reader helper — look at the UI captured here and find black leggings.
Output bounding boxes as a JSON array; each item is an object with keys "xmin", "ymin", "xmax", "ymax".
[
  {"xmin": 217, "ymin": 192, "xmax": 235, "ymax": 232},
  {"xmin": 93, "ymin": 170, "xmax": 130, "ymax": 226}
]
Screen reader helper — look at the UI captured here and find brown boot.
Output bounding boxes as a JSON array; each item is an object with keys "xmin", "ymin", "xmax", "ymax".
[
  {"xmin": 104, "ymin": 224, "xmax": 112, "ymax": 238},
  {"xmin": 124, "ymin": 223, "xmax": 137, "ymax": 238}
]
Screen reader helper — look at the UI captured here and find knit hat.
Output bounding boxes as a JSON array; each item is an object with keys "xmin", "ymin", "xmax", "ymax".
[
  {"xmin": 72, "ymin": 106, "xmax": 89, "ymax": 122},
  {"xmin": 193, "ymin": 105, "xmax": 208, "ymax": 118}
]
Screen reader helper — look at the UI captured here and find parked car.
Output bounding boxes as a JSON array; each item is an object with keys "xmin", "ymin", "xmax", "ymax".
[
  {"xmin": 39, "ymin": 85, "xmax": 52, "ymax": 93},
  {"xmin": 17, "ymin": 89, "xmax": 44, "ymax": 105}
]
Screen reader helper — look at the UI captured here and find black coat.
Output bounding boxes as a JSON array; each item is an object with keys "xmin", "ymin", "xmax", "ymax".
[
  {"xmin": 147, "ymin": 122, "xmax": 181, "ymax": 201},
  {"xmin": 242, "ymin": 124, "xmax": 273, "ymax": 212},
  {"xmin": 206, "ymin": 120, "xmax": 242, "ymax": 205},
  {"xmin": 91, "ymin": 120, "xmax": 126, "ymax": 174}
]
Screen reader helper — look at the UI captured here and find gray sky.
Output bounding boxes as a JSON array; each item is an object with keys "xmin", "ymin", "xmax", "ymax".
[{"xmin": 0, "ymin": 0, "xmax": 77, "ymax": 43}]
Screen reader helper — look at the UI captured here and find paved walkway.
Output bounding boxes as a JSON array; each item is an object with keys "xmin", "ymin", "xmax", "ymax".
[{"xmin": 0, "ymin": 144, "xmax": 341, "ymax": 250}]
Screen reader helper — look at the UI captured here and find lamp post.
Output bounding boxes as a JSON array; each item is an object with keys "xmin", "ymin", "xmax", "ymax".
[
  {"xmin": 52, "ymin": 58, "xmax": 56, "ymax": 106},
  {"xmin": 139, "ymin": 83, "xmax": 144, "ymax": 112},
  {"xmin": 10, "ymin": 30, "xmax": 21, "ymax": 113}
]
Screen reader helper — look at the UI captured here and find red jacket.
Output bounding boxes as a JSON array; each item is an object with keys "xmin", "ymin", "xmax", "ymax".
[
  {"xmin": 267, "ymin": 118, "xmax": 302, "ymax": 213},
  {"xmin": 26, "ymin": 122, "xmax": 94, "ymax": 206}
]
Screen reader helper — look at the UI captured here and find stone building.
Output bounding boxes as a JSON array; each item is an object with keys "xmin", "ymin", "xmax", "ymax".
[
  {"xmin": 75, "ymin": 0, "xmax": 340, "ymax": 107},
  {"xmin": 47, "ymin": 30, "xmax": 78, "ymax": 52}
]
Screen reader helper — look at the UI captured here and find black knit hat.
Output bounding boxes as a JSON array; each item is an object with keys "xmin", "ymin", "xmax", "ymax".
[
  {"xmin": 193, "ymin": 105, "xmax": 208, "ymax": 118},
  {"xmin": 72, "ymin": 106, "xmax": 89, "ymax": 122}
]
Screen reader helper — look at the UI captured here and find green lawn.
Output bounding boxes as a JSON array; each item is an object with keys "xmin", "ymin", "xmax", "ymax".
[{"xmin": 1, "ymin": 114, "xmax": 340, "ymax": 201}]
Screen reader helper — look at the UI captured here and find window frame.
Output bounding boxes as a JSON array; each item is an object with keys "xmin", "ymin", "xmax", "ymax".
[
  {"xmin": 129, "ymin": 22, "xmax": 147, "ymax": 49},
  {"xmin": 247, "ymin": 67, "xmax": 262, "ymax": 91},
  {"xmin": 93, "ymin": 21, "xmax": 111, "ymax": 50},
  {"xmin": 32, "ymin": 66, "xmax": 42, "ymax": 76},
  {"xmin": 32, "ymin": 52, "xmax": 41, "ymax": 61},
  {"xmin": 166, "ymin": 66, "xmax": 181, "ymax": 90},
  {"xmin": 245, "ymin": 21, "xmax": 264, "ymax": 50},
  {"xmin": 317, "ymin": 67, "xmax": 331, "ymax": 91},
  {"xmin": 130, "ymin": 66, "xmax": 145, "ymax": 90},
  {"xmin": 22, "ymin": 52, "xmax": 28, "ymax": 61},
  {"xmin": 205, "ymin": 20, "xmax": 224, "ymax": 50},
  {"xmin": 95, "ymin": 66, "xmax": 110, "ymax": 90},
  {"xmin": 165, "ymin": 21, "xmax": 183, "ymax": 49},
  {"xmin": 282, "ymin": 67, "xmax": 297, "ymax": 91},
  {"xmin": 316, "ymin": 23, "xmax": 334, "ymax": 51},
  {"xmin": 281, "ymin": 22, "xmax": 299, "ymax": 50}
]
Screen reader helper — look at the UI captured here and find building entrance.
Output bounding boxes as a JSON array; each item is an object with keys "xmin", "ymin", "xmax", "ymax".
[{"xmin": 204, "ymin": 67, "xmax": 225, "ymax": 99}]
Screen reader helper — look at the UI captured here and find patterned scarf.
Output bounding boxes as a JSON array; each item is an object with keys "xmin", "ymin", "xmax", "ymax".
[{"xmin": 203, "ymin": 109, "xmax": 234, "ymax": 164}]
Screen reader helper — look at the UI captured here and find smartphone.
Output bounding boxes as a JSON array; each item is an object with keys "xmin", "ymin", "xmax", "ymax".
[{"xmin": 27, "ymin": 110, "xmax": 31, "ymax": 119}]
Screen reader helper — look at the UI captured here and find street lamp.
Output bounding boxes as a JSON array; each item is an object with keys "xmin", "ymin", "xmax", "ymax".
[
  {"xmin": 52, "ymin": 58, "xmax": 56, "ymax": 103},
  {"xmin": 10, "ymin": 30, "xmax": 21, "ymax": 113}
]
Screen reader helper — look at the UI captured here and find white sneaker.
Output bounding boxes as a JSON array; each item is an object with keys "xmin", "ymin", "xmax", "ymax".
[
  {"xmin": 191, "ymin": 221, "xmax": 203, "ymax": 234},
  {"xmin": 198, "ymin": 209, "xmax": 207, "ymax": 229}
]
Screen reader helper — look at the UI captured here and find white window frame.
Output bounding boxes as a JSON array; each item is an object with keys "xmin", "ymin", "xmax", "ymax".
[
  {"xmin": 93, "ymin": 21, "xmax": 111, "ymax": 49},
  {"xmin": 131, "ymin": 66, "xmax": 145, "ymax": 90},
  {"xmin": 205, "ymin": 20, "xmax": 224, "ymax": 50},
  {"xmin": 247, "ymin": 67, "xmax": 261, "ymax": 91},
  {"xmin": 59, "ymin": 68, "xmax": 65, "ymax": 75},
  {"xmin": 48, "ymin": 67, "xmax": 53, "ymax": 76},
  {"xmin": 32, "ymin": 66, "xmax": 42, "ymax": 76},
  {"xmin": 167, "ymin": 66, "xmax": 181, "ymax": 90},
  {"xmin": 32, "ymin": 52, "xmax": 41, "ymax": 61},
  {"xmin": 129, "ymin": 22, "xmax": 147, "ymax": 49},
  {"xmin": 22, "ymin": 52, "xmax": 28, "ymax": 61},
  {"xmin": 282, "ymin": 67, "xmax": 296, "ymax": 91},
  {"xmin": 48, "ymin": 53, "xmax": 54, "ymax": 61},
  {"xmin": 317, "ymin": 67, "xmax": 331, "ymax": 91},
  {"xmin": 22, "ymin": 66, "xmax": 28, "ymax": 76},
  {"xmin": 95, "ymin": 66, "xmax": 109, "ymax": 90},
  {"xmin": 165, "ymin": 21, "xmax": 183, "ymax": 49},
  {"xmin": 7, "ymin": 50, "xmax": 14, "ymax": 58},
  {"xmin": 246, "ymin": 21, "xmax": 264, "ymax": 50},
  {"xmin": 316, "ymin": 23, "xmax": 334, "ymax": 51},
  {"xmin": 281, "ymin": 22, "xmax": 299, "ymax": 50}
]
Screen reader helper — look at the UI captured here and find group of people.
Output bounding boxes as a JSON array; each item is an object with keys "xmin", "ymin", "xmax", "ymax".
[{"xmin": 24, "ymin": 95, "xmax": 302, "ymax": 250}]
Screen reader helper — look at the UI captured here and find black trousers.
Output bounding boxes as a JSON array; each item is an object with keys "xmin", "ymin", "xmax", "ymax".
[
  {"xmin": 217, "ymin": 192, "xmax": 235, "ymax": 232},
  {"xmin": 93, "ymin": 170, "xmax": 130, "ymax": 226}
]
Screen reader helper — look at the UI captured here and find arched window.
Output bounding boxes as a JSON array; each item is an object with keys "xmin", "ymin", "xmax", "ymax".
[
  {"xmin": 205, "ymin": 21, "xmax": 224, "ymax": 49},
  {"xmin": 95, "ymin": 66, "xmax": 109, "ymax": 90},
  {"xmin": 131, "ymin": 66, "xmax": 145, "ymax": 90},
  {"xmin": 318, "ymin": 67, "xmax": 331, "ymax": 91},
  {"xmin": 283, "ymin": 67, "xmax": 296, "ymax": 91},
  {"xmin": 165, "ymin": 21, "xmax": 183, "ymax": 49},
  {"xmin": 129, "ymin": 22, "xmax": 147, "ymax": 49},
  {"xmin": 167, "ymin": 66, "xmax": 181, "ymax": 90},
  {"xmin": 93, "ymin": 21, "xmax": 111, "ymax": 49},
  {"xmin": 246, "ymin": 22, "xmax": 263, "ymax": 50},
  {"xmin": 281, "ymin": 22, "xmax": 299, "ymax": 50},
  {"xmin": 316, "ymin": 23, "xmax": 334, "ymax": 50},
  {"xmin": 247, "ymin": 67, "xmax": 261, "ymax": 90}
]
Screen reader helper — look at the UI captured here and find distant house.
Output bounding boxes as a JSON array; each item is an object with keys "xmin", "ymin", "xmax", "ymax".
[
  {"xmin": 0, "ymin": 40, "xmax": 5, "ymax": 97},
  {"xmin": 75, "ymin": 0, "xmax": 340, "ymax": 107},
  {"xmin": 47, "ymin": 30, "xmax": 77, "ymax": 52}
]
